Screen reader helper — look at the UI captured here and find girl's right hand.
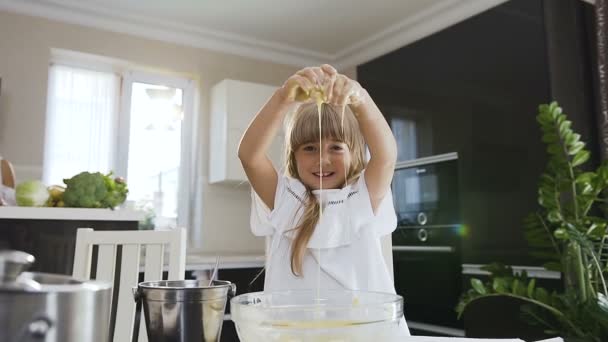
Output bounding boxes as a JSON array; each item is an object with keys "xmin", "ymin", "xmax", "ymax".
[{"xmin": 279, "ymin": 67, "xmax": 328, "ymax": 104}]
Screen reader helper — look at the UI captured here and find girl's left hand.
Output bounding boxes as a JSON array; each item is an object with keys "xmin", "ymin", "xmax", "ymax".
[{"xmin": 320, "ymin": 65, "xmax": 368, "ymax": 108}]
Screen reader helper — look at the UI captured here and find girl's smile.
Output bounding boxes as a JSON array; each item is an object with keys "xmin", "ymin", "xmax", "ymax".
[
  {"xmin": 312, "ymin": 171, "xmax": 334, "ymax": 177},
  {"xmin": 294, "ymin": 139, "xmax": 351, "ymax": 190}
]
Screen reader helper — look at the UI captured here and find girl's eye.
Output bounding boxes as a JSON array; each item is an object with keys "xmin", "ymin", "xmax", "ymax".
[
  {"xmin": 302, "ymin": 145, "xmax": 316, "ymax": 152},
  {"xmin": 331, "ymin": 145, "xmax": 345, "ymax": 151}
]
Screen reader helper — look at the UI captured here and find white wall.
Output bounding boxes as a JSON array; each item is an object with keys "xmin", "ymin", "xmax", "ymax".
[
  {"xmin": 0, "ymin": 10, "xmax": 293, "ymax": 253},
  {"xmin": 0, "ymin": 10, "xmax": 359, "ymax": 254}
]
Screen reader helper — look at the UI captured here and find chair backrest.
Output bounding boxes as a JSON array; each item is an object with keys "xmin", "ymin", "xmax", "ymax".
[
  {"xmin": 0, "ymin": 158, "xmax": 16, "ymax": 188},
  {"xmin": 72, "ymin": 228, "xmax": 187, "ymax": 342}
]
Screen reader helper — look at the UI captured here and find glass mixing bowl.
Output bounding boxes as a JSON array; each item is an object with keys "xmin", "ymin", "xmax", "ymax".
[{"xmin": 230, "ymin": 289, "xmax": 405, "ymax": 342}]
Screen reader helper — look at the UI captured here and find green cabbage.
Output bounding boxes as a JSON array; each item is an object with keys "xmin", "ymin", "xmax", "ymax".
[{"xmin": 15, "ymin": 180, "xmax": 49, "ymax": 207}]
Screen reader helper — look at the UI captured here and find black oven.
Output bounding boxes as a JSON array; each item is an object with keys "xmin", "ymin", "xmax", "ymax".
[
  {"xmin": 392, "ymin": 153, "xmax": 460, "ymax": 226},
  {"xmin": 391, "ymin": 153, "xmax": 464, "ymax": 336}
]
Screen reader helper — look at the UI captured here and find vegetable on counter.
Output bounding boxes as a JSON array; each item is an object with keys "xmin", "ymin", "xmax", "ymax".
[
  {"xmin": 15, "ymin": 180, "xmax": 49, "ymax": 207},
  {"xmin": 46, "ymin": 185, "xmax": 65, "ymax": 207},
  {"xmin": 62, "ymin": 172, "xmax": 128, "ymax": 209},
  {"xmin": 12, "ymin": 171, "xmax": 129, "ymax": 209}
]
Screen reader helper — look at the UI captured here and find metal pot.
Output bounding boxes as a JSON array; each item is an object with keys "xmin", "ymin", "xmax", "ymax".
[
  {"xmin": 0, "ymin": 250, "xmax": 112, "ymax": 342},
  {"xmin": 134, "ymin": 279, "xmax": 236, "ymax": 342}
]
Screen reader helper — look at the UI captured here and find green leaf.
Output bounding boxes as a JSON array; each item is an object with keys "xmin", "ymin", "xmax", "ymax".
[
  {"xmin": 537, "ymin": 114, "xmax": 548, "ymax": 126},
  {"xmin": 568, "ymin": 141, "xmax": 585, "ymax": 155},
  {"xmin": 559, "ymin": 120, "xmax": 572, "ymax": 136},
  {"xmin": 517, "ymin": 282, "xmax": 528, "ymax": 296},
  {"xmin": 554, "ymin": 228, "xmax": 569, "ymax": 240},
  {"xmin": 562, "ymin": 131, "xmax": 573, "ymax": 144},
  {"xmin": 566, "ymin": 133, "xmax": 581, "ymax": 145},
  {"xmin": 542, "ymin": 133, "xmax": 559, "ymax": 144},
  {"xmin": 586, "ymin": 224, "xmax": 604, "ymax": 239},
  {"xmin": 575, "ymin": 172, "xmax": 595, "ymax": 184},
  {"xmin": 550, "ymin": 102, "xmax": 561, "ymax": 111},
  {"xmin": 527, "ymin": 278, "xmax": 536, "ymax": 298},
  {"xmin": 572, "ymin": 150, "xmax": 590, "ymax": 167},
  {"xmin": 548, "ymin": 144, "xmax": 563, "ymax": 156},
  {"xmin": 597, "ymin": 164, "xmax": 608, "ymax": 183},
  {"xmin": 471, "ymin": 278, "xmax": 487, "ymax": 295},
  {"xmin": 549, "ymin": 102, "xmax": 561, "ymax": 118},
  {"xmin": 578, "ymin": 182, "xmax": 593, "ymax": 195},
  {"xmin": 547, "ymin": 210, "xmax": 562, "ymax": 223},
  {"xmin": 512, "ymin": 279, "xmax": 520, "ymax": 295},
  {"xmin": 519, "ymin": 269, "xmax": 529, "ymax": 280},
  {"xmin": 493, "ymin": 278, "xmax": 509, "ymax": 293},
  {"xmin": 598, "ymin": 293, "xmax": 608, "ymax": 314},
  {"xmin": 535, "ymin": 287, "xmax": 549, "ymax": 303}
]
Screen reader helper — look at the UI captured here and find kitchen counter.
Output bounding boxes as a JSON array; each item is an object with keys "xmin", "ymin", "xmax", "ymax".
[
  {"xmin": 0, "ymin": 206, "xmax": 142, "ymax": 274},
  {"xmin": 186, "ymin": 252, "xmax": 265, "ymax": 271},
  {"xmin": 185, "ymin": 252, "xmax": 265, "ymax": 288},
  {"xmin": 0, "ymin": 206, "xmax": 143, "ymax": 221},
  {"xmin": 462, "ymin": 263, "xmax": 561, "ymax": 279}
]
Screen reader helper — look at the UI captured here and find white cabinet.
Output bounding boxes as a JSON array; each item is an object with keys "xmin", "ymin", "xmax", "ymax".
[{"xmin": 209, "ymin": 79, "xmax": 283, "ymax": 184}]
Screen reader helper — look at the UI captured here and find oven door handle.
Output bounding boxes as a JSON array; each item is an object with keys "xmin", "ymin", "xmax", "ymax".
[{"xmin": 392, "ymin": 246, "xmax": 455, "ymax": 253}]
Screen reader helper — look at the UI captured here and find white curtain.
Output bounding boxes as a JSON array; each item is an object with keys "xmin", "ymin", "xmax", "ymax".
[{"xmin": 43, "ymin": 65, "xmax": 120, "ymax": 185}]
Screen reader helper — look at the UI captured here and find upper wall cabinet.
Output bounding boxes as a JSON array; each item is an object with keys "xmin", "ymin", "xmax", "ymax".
[{"xmin": 209, "ymin": 79, "xmax": 282, "ymax": 184}]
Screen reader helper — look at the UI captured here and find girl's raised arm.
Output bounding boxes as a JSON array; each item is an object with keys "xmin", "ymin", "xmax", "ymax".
[
  {"xmin": 351, "ymin": 90, "xmax": 397, "ymax": 213},
  {"xmin": 323, "ymin": 66, "xmax": 397, "ymax": 213},
  {"xmin": 238, "ymin": 71, "xmax": 317, "ymax": 209}
]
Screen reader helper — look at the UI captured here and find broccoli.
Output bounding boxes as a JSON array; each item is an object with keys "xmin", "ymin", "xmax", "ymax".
[{"xmin": 62, "ymin": 172, "xmax": 129, "ymax": 209}]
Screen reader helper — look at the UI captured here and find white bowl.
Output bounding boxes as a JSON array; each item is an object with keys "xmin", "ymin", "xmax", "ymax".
[{"xmin": 231, "ymin": 289, "xmax": 405, "ymax": 342}]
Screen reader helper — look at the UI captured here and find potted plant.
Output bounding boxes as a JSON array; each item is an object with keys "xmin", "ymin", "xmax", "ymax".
[{"xmin": 456, "ymin": 102, "xmax": 608, "ymax": 341}]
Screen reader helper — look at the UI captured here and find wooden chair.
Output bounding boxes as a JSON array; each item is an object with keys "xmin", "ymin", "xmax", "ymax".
[
  {"xmin": 72, "ymin": 227, "xmax": 187, "ymax": 342},
  {"xmin": 0, "ymin": 158, "xmax": 16, "ymax": 188}
]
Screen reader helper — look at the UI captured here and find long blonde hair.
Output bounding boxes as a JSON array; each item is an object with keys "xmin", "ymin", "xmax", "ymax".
[{"xmin": 284, "ymin": 102, "xmax": 366, "ymax": 276}]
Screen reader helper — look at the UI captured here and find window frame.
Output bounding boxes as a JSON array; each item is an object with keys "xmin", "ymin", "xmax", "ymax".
[
  {"xmin": 44, "ymin": 53, "xmax": 196, "ymax": 228},
  {"xmin": 118, "ymin": 70, "xmax": 195, "ymax": 228}
]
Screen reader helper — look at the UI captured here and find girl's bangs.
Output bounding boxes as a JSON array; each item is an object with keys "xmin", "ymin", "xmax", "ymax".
[{"xmin": 289, "ymin": 104, "xmax": 350, "ymax": 149}]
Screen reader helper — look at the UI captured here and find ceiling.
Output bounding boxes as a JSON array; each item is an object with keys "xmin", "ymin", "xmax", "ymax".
[{"xmin": 0, "ymin": 0, "xmax": 514, "ymax": 68}]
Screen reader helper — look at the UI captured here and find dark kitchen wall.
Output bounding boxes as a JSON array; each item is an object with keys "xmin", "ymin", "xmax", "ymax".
[{"xmin": 359, "ymin": 0, "xmax": 597, "ymax": 265}]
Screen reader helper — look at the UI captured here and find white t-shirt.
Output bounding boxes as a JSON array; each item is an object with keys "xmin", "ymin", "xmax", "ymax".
[
  {"xmin": 250, "ymin": 170, "xmax": 398, "ymax": 293},
  {"xmin": 251, "ymin": 171, "xmax": 410, "ymax": 336}
]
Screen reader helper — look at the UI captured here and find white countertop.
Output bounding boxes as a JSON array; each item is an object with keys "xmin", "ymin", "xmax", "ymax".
[
  {"xmin": 0, "ymin": 206, "xmax": 143, "ymax": 221},
  {"xmin": 186, "ymin": 252, "xmax": 265, "ymax": 270}
]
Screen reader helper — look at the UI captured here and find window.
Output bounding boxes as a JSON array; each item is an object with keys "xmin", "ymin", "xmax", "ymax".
[
  {"xmin": 118, "ymin": 73, "xmax": 194, "ymax": 229},
  {"xmin": 43, "ymin": 64, "xmax": 194, "ymax": 230},
  {"xmin": 43, "ymin": 65, "xmax": 120, "ymax": 185}
]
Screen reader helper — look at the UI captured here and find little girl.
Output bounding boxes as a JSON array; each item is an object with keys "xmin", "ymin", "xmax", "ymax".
[{"xmin": 238, "ymin": 65, "xmax": 409, "ymax": 335}]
